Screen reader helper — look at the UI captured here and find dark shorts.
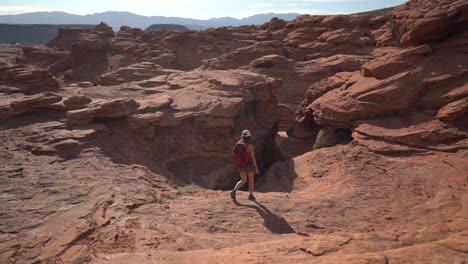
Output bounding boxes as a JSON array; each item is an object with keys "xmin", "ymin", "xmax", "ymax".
[{"xmin": 236, "ymin": 164, "xmax": 254, "ymax": 173}]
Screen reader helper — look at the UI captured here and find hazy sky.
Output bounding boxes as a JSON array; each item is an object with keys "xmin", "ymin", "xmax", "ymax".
[{"xmin": 0, "ymin": 0, "xmax": 408, "ymax": 19}]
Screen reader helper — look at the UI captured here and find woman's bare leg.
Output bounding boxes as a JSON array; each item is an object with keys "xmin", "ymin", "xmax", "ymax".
[
  {"xmin": 247, "ymin": 171, "xmax": 255, "ymax": 195},
  {"xmin": 234, "ymin": 172, "xmax": 247, "ymax": 191}
]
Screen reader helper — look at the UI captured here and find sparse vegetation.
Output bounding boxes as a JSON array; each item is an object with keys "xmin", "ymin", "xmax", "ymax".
[
  {"xmin": 178, "ymin": 184, "xmax": 205, "ymax": 194},
  {"xmin": 152, "ymin": 198, "xmax": 165, "ymax": 204},
  {"xmin": 162, "ymin": 193, "xmax": 175, "ymax": 200}
]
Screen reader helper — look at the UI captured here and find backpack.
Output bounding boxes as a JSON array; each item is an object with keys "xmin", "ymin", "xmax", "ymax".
[{"xmin": 233, "ymin": 143, "xmax": 251, "ymax": 168}]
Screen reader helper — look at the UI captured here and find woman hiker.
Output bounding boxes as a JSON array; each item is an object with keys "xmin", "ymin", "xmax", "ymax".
[{"xmin": 231, "ymin": 130, "xmax": 260, "ymax": 201}]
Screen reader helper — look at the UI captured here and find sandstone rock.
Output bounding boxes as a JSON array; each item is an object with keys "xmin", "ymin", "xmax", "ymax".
[
  {"xmin": 95, "ymin": 22, "xmax": 114, "ymax": 38},
  {"xmin": 18, "ymin": 45, "xmax": 68, "ymax": 68},
  {"xmin": 63, "ymin": 95, "xmax": 92, "ymax": 110},
  {"xmin": 249, "ymin": 54, "xmax": 293, "ymax": 68},
  {"xmin": 0, "ymin": 44, "xmax": 22, "ymax": 66},
  {"xmin": 318, "ymin": 28, "xmax": 374, "ymax": 46},
  {"xmin": 111, "ymin": 26, "xmax": 144, "ymax": 52},
  {"xmin": 249, "ymin": 54, "xmax": 369, "ymax": 131},
  {"xmin": 2, "ymin": 1, "xmax": 467, "ymax": 263},
  {"xmin": 303, "ymin": 72, "xmax": 352, "ymax": 106},
  {"xmin": 372, "ymin": 27, "xmax": 397, "ymax": 46},
  {"xmin": 293, "ymin": 10, "xmax": 467, "ymax": 151},
  {"xmin": 98, "ymin": 62, "xmax": 181, "ymax": 86},
  {"xmin": 284, "ymin": 27, "xmax": 327, "ymax": 46},
  {"xmin": 296, "ymin": 55, "xmax": 370, "ymax": 78},
  {"xmin": 50, "ymin": 38, "xmax": 109, "ymax": 83},
  {"xmin": 436, "ymin": 97, "xmax": 468, "ymax": 121},
  {"xmin": 66, "ymin": 99, "xmax": 139, "ymax": 124},
  {"xmin": 0, "ymin": 65, "xmax": 59, "ymax": 93},
  {"xmin": 118, "ymin": 26, "xmax": 145, "ymax": 38},
  {"xmin": 419, "ymin": 71, "xmax": 468, "ymax": 109},
  {"xmin": 128, "ymin": 112, "xmax": 165, "ymax": 130},
  {"xmin": 361, "ymin": 44, "xmax": 432, "ymax": 79},
  {"xmin": 71, "ymin": 40, "xmax": 109, "ymax": 65},
  {"xmin": 287, "ymin": 72, "xmax": 353, "ymax": 139},
  {"xmin": 312, "ymin": 71, "xmax": 422, "ymax": 126},
  {"xmin": 390, "ymin": 0, "xmax": 468, "ymax": 46},
  {"xmin": 0, "ymin": 92, "xmax": 62, "ymax": 116},
  {"xmin": 353, "ymin": 114, "xmax": 468, "ymax": 151},
  {"xmin": 287, "ymin": 14, "xmax": 385, "ymax": 31},
  {"xmin": 275, "ymin": 131, "xmax": 316, "ymax": 160},
  {"xmin": 260, "ymin": 17, "xmax": 287, "ymax": 31},
  {"xmin": 68, "ymin": 82, "xmax": 95, "ymax": 88},
  {"xmin": 47, "ymin": 27, "xmax": 99, "ymax": 48},
  {"xmin": 201, "ymin": 41, "xmax": 284, "ymax": 70},
  {"xmin": 69, "ymin": 69, "xmax": 281, "ymax": 190},
  {"xmin": 313, "ymin": 127, "xmax": 337, "ymax": 149}
]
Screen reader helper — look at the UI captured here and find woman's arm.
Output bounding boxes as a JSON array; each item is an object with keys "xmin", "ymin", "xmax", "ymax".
[{"xmin": 248, "ymin": 144, "xmax": 260, "ymax": 174}]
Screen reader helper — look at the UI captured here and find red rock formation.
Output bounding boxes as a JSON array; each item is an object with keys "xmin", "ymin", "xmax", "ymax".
[
  {"xmin": 17, "ymin": 45, "xmax": 68, "ymax": 68},
  {"xmin": 390, "ymin": 0, "xmax": 468, "ymax": 46},
  {"xmin": 95, "ymin": 22, "xmax": 114, "ymax": 38},
  {"xmin": 0, "ymin": 92, "xmax": 62, "ymax": 115},
  {"xmin": 98, "ymin": 62, "xmax": 181, "ymax": 86},
  {"xmin": 1, "ymin": 0, "xmax": 467, "ymax": 263},
  {"xmin": 50, "ymin": 39, "xmax": 109, "ymax": 82},
  {"xmin": 47, "ymin": 27, "xmax": 99, "ymax": 48},
  {"xmin": 0, "ymin": 44, "xmax": 22, "ymax": 66},
  {"xmin": 293, "ymin": 0, "xmax": 467, "ymax": 155},
  {"xmin": 0, "ymin": 64, "xmax": 59, "ymax": 93},
  {"xmin": 111, "ymin": 26, "xmax": 144, "ymax": 52}
]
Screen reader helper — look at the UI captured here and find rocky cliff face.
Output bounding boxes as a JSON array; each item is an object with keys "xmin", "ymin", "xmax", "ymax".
[
  {"xmin": 292, "ymin": 0, "xmax": 467, "ymax": 155},
  {"xmin": 0, "ymin": 0, "xmax": 467, "ymax": 263}
]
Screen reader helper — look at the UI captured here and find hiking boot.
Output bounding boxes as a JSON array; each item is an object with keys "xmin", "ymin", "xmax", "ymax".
[
  {"xmin": 248, "ymin": 195, "xmax": 256, "ymax": 201},
  {"xmin": 231, "ymin": 191, "xmax": 236, "ymax": 200}
]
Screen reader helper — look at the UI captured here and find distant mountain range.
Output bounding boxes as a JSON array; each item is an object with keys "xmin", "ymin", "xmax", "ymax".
[{"xmin": 0, "ymin": 11, "xmax": 302, "ymax": 31}]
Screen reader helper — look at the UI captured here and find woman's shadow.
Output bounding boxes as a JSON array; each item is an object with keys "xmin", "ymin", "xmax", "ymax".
[{"xmin": 233, "ymin": 199, "xmax": 299, "ymax": 235}]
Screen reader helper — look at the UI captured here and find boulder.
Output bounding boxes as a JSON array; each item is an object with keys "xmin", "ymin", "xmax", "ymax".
[
  {"xmin": 354, "ymin": 115, "xmax": 467, "ymax": 151},
  {"xmin": 0, "ymin": 92, "xmax": 62, "ymax": 116},
  {"xmin": 63, "ymin": 95, "xmax": 92, "ymax": 110},
  {"xmin": 0, "ymin": 66, "xmax": 59, "ymax": 94},
  {"xmin": 111, "ymin": 26, "xmax": 144, "ymax": 52},
  {"xmin": 311, "ymin": 71, "xmax": 423, "ymax": 126},
  {"xmin": 50, "ymin": 39, "xmax": 109, "ymax": 82},
  {"xmin": 259, "ymin": 17, "xmax": 287, "ymax": 31},
  {"xmin": 313, "ymin": 127, "xmax": 337, "ymax": 149},
  {"xmin": 437, "ymin": 98, "xmax": 468, "ymax": 121},
  {"xmin": 249, "ymin": 54, "xmax": 293, "ymax": 68},
  {"xmin": 66, "ymin": 99, "xmax": 139, "ymax": 124},
  {"xmin": 95, "ymin": 22, "xmax": 114, "ymax": 38},
  {"xmin": 390, "ymin": 0, "xmax": 468, "ymax": 46},
  {"xmin": 361, "ymin": 45, "xmax": 432, "ymax": 78}
]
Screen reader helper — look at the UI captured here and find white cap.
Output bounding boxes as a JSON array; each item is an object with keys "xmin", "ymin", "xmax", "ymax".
[{"xmin": 242, "ymin": 130, "xmax": 251, "ymax": 137}]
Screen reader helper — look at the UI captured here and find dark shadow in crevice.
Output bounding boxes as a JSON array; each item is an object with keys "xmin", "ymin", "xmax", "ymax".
[
  {"xmin": 335, "ymin": 128, "xmax": 353, "ymax": 145},
  {"xmin": 233, "ymin": 199, "xmax": 297, "ymax": 234},
  {"xmin": 255, "ymin": 159, "xmax": 298, "ymax": 193}
]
